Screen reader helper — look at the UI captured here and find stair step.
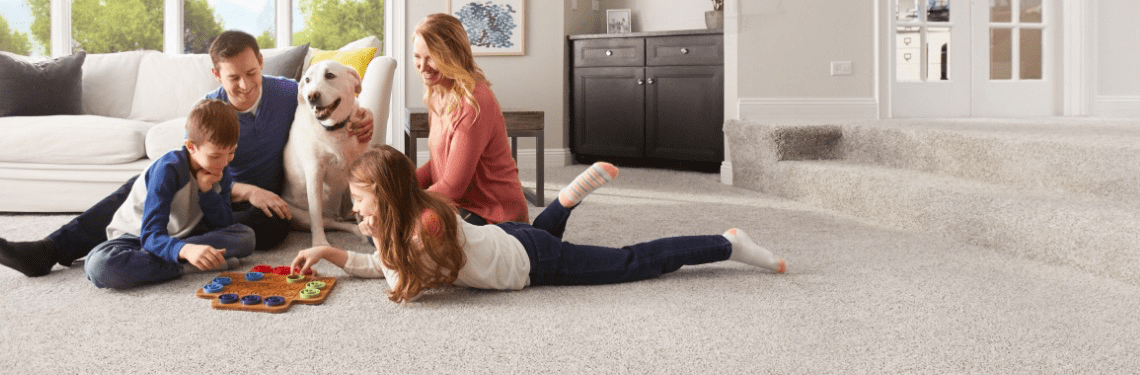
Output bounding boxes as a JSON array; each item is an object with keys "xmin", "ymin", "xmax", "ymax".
[
  {"xmin": 841, "ymin": 118, "xmax": 1140, "ymax": 203},
  {"xmin": 724, "ymin": 118, "xmax": 1140, "ymax": 285},
  {"xmin": 739, "ymin": 159, "xmax": 1140, "ymax": 284}
]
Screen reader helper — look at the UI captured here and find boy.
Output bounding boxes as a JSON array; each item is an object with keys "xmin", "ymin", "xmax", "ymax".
[{"xmin": 84, "ymin": 99, "xmax": 255, "ymax": 289}]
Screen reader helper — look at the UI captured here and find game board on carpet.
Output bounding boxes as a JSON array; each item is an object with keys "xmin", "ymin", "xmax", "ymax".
[{"xmin": 195, "ymin": 264, "xmax": 337, "ymax": 313}]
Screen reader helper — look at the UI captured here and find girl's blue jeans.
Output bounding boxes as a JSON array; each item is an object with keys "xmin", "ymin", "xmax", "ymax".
[
  {"xmin": 497, "ymin": 200, "xmax": 731, "ymax": 286},
  {"xmin": 84, "ymin": 224, "xmax": 255, "ymax": 289}
]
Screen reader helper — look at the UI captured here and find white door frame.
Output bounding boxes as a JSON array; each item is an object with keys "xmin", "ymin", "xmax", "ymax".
[{"xmin": 877, "ymin": 0, "xmax": 1093, "ymax": 118}]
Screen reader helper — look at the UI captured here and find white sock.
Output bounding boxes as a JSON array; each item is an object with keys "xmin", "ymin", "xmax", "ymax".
[
  {"xmin": 559, "ymin": 162, "xmax": 619, "ymax": 208},
  {"xmin": 723, "ymin": 228, "xmax": 785, "ymax": 273}
]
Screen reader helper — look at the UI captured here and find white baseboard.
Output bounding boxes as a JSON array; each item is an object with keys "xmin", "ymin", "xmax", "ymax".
[
  {"xmin": 1094, "ymin": 96, "xmax": 1140, "ymax": 118},
  {"xmin": 720, "ymin": 161, "xmax": 732, "ymax": 185},
  {"xmin": 415, "ymin": 148, "xmax": 572, "ymax": 168},
  {"xmin": 737, "ymin": 97, "xmax": 879, "ymax": 121}
]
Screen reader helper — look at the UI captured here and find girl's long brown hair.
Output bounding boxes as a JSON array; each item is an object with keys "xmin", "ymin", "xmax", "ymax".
[
  {"xmin": 350, "ymin": 145, "xmax": 465, "ymax": 303},
  {"xmin": 416, "ymin": 13, "xmax": 488, "ymax": 121}
]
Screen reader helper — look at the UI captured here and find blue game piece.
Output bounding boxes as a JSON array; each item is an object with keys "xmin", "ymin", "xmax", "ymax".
[
  {"xmin": 244, "ymin": 272, "xmax": 264, "ymax": 281},
  {"xmin": 218, "ymin": 293, "xmax": 239, "ymax": 304},
  {"xmin": 241, "ymin": 294, "xmax": 262, "ymax": 305},
  {"xmin": 212, "ymin": 277, "xmax": 232, "ymax": 286},
  {"xmin": 264, "ymin": 296, "xmax": 286, "ymax": 307},
  {"xmin": 202, "ymin": 283, "xmax": 224, "ymax": 293}
]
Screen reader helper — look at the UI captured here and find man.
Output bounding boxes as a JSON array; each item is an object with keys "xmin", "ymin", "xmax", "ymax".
[{"xmin": 0, "ymin": 30, "xmax": 373, "ymax": 277}]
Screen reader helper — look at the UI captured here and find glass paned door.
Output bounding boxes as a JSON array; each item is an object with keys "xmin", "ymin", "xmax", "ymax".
[
  {"xmin": 891, "ymin": 0, "xmax": 970, "ymax": 117},
  {"xmin": 971, "ymin": 0, "xmax": 1052, "ymax": 116}
]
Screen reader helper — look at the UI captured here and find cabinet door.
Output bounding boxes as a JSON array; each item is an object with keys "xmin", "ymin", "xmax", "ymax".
[
  {"xmin": 572, "ymin": 67, "xmax": 645, "ymax": 158},
  {"xmin": 644, "ymin": 65, "xmax": 724, "ymax": 162}
]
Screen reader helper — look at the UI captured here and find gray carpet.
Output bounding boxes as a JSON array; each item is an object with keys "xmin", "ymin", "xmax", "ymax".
[{"xmin": 1, "ymin": 165, "xmax": 1138, "ymax": 373}]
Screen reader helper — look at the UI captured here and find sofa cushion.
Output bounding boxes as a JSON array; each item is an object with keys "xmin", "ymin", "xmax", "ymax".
[
  {"xmin": 262, "ymin": 43, "xmax": 310, "ymax": 81},
  {"xmin": 129, "ymin": 53, "xmax": 219, "ymax": 123},
  {"xmin": 145, "ymin": 117, "xmax": 188, "ymax": 160},
  {"xmin": 0, "ymin": 51, "xmax": 86, "ymax": 117},
  {"xmin": 82, "ymin": 50, "xmax": 149, "ymax": 118},
  {"xmin": 0, "ymin": 115, "xmax": 150, "ymax": 164}
]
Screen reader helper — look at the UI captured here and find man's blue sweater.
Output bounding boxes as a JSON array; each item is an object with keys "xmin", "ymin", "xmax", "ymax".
[{"xmin": 205, "ymin": 76, "xmax": 298, "ymax": 194}]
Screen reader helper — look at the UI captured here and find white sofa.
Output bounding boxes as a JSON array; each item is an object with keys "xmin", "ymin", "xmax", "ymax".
[{"xmin": 0, "ymin": 39, "xmax": 396, "ymax": 212}]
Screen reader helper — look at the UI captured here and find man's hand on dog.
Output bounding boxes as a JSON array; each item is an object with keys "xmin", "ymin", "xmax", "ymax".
[
  {"xmin": 347, "ymin": 107, "xmax": 374, "ymax": 143},
  {"xmin": 248, "ymin": 187, "xmax": 293, "ymax": 220}
]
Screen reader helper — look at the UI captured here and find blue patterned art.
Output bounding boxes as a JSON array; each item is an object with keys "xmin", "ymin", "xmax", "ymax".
[
  {"xmin": 455, "ymin": 2, "xmax": 517, "ymax": 48},
  {"xmin": 450, "ymin": 0, "xmax": 526, "ymax": 55}
]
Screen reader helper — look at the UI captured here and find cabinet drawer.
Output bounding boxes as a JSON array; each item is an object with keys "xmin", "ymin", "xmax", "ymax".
[
  {"xmin": 646, "ymin": 35, "xmax": 723, "ymax": 66},
  {"xmin": 574, "ymin": 38, "xmax": 644, "ymax": 67}
]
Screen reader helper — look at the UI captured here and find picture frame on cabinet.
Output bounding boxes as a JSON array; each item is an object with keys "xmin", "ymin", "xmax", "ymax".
[
  {"xmin": 607, "ymin": 9, "xmax": 632, "ymax": 34},
  {"xmin": 447, "ymin": 0, "xmax": 526, "ymax": 56}
]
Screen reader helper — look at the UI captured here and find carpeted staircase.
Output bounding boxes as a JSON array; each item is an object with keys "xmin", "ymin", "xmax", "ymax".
[{"xmin": 726, "ymin": 117, "xmax": 1140, "ymax": 285}]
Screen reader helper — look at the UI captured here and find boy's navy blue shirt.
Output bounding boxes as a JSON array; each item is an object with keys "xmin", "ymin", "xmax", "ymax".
[
  {"xmin": 105, "ymin": 147, "xmax": 236, "ymax": 264},
  {"xmin": 205, "ymin": 75, "xmax": 298, "ymax": 194}
]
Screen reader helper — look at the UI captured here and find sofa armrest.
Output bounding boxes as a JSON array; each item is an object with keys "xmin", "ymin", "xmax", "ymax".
[{"xmin": 358, "ymin": 56, "xmax": 397, "ymax": 147}]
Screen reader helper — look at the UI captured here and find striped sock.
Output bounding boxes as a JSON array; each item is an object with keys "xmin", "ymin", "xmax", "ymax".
[{"xmin": 559, "ymin": 162, "xmax": 619, "ymax": 208}]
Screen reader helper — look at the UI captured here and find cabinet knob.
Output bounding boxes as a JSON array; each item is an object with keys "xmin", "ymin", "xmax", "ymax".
[
  {"xmin": 637, "ymin": 79, "xmax": 645, "ymax": 85},
  {"xmin": 646, "ymin": 78, "xmax": 655, "ymax": 84},
  {"xmin": 606, "ymin": 50, "xmax": 613, "ymax": 56},
  {"xmin": 681, "ymin": 48, "xmax": 689, "ymax": 54}
]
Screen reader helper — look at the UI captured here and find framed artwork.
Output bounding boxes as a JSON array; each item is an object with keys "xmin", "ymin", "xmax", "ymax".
[
  {"xmin": 607, "ymin": 9, "xmax": 631, "ymax": 34},
  {"xmin": 446, "ymin": 0, "xmax": 526, "ymax": 56}
]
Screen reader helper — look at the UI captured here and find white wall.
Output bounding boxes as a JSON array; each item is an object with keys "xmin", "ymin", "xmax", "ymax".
[
  {"xmin": 1094, "ymin": 0, "xmax": 1140, "ymax": 117},
  {"xmin": 405, "ymin": 1, "xmax": 568, "ymax": 165},
  {"xmin": 600, "ymin": 0, "xmax": 712, "ymax": 32}
]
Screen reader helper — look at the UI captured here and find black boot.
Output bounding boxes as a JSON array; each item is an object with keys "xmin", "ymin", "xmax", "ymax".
[{"xmin": 0, "ymin": 237, "xmax": 57, "ymax": 277}]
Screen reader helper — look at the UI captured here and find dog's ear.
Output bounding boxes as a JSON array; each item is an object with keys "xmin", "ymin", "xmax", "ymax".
[{"xmin": 346, "ymin": 67, "xmax": 363, "ymax": 95}]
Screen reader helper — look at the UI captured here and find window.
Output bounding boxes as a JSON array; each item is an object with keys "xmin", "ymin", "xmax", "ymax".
[
  {"xmin": 193, "ymin": 0, "xmax": 276, "ymax": 53},
  {"xmin": 292, "ymin": 0, "xmax": 384, "ymax": 50},
  {"xmin": 71, "ymin": 0, "xmax": 165, "ymax": 53},
  {"xmin": 1, "ymin": 0, "xmax": 46, "ymax": 55}
]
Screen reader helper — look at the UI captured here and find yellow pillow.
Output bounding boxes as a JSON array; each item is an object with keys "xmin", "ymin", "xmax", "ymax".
[{"xmin": 309, "ymin": 47, "xmax": 377, "ymax": 78}]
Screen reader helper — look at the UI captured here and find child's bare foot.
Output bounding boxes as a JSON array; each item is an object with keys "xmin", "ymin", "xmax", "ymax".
[{"xmin": 722, "ymin": 228, "xmax": 785, "ymax": 273}]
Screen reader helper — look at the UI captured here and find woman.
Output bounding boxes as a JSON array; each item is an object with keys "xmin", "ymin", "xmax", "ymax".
[{"xmin": 412, "ymin": 13, "xmax": 529, "ymax": 225}]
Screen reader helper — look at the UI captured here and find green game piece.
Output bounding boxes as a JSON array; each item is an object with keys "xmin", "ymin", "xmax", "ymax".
[
  {"xmin": 306, "ymin": 281, "xmax": 326, "ymax": 289},
  {"xmin": 286, "ymin": 274, "xmax": 305, "ymax": 283},
  {"xmin": 299, "ymin": 288, "xmax": 320, "ymax": 299}
]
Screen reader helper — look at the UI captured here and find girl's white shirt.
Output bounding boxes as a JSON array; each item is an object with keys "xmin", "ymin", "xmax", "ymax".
[{"xmin": 342, "ymin": 214, "xmax": 531, "ymax": 294}]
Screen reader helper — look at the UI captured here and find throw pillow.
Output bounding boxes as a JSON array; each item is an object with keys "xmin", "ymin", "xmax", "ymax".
[
  {"xmin": 263, "ymin": 43, "xmax": 310, "ymax": 81},
  {"xmin": 310, "ymin": 47, "xmax": 377, "ymax": 78},
  {"xmin": 0, "ymin": 51, "xmax": 87, "ymax": 117}
]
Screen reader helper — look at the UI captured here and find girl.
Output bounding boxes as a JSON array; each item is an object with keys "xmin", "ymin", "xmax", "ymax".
[
  {"xmin": 412, "ymin": 13, "xmax": 529, "ymax": 225},
  {"xmin": 292, "ymin": 145, "xmax": 786, "ymax": 303}
]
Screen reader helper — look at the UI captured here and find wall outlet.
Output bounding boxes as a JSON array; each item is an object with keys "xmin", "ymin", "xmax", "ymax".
[
  {"xmin": 572, "ymin": 0, "xmax": 577, "ymax": 10},
  {"xmin": 593, "ymin": 0, "xmax": 600, "ymax": 11},
  {"xmin": 831, "ymin": 61, "xmax": 853, "ymax": 76}
]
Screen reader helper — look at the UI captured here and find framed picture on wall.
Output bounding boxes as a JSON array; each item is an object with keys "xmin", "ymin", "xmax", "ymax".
[
  {"xmin": 607, "ymin": 9, "xmax": 631, "ymax": 34},
  {"xmin": 446, "ymin": 0, "xmax": 526, "ymax": 56}
]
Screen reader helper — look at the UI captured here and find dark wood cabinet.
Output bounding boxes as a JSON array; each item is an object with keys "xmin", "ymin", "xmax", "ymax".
[{"xmin": 570, "ymin": 30, "xmax": 724, "ymax": 164}]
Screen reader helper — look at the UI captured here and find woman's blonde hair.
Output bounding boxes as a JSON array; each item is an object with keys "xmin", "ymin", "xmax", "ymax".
[
  {"xmin": 350, "ymin": 145, "xmax": 465, "ymax": 303},
  {"xmin": 415, "ymin": 13, "xmax": 488, "ymax": 120}
]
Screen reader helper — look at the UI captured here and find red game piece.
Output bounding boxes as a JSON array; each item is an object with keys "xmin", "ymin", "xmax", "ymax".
[
  {"xmin": 251, "ymin": 265, "xmax": 272, "ymax": 273},
  {"xmin": 272, "ymin": 266, "xmax": 293, "ymax": 275}
]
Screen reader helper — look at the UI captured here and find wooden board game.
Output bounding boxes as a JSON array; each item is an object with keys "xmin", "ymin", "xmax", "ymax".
[{"xmin": 195, "ymin": 265, "xmax": 337, "ymax": 313}]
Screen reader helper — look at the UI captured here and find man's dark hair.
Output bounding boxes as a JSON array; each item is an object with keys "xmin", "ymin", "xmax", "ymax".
[{"xmin": 209, "ymin": 30, "xmax": 261, "ymax": 68}]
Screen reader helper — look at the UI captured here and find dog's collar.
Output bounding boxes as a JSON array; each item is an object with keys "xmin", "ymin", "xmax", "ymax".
[{"xmin": 323, "ymin": 118, "xmax": 350, "ymax": 132}]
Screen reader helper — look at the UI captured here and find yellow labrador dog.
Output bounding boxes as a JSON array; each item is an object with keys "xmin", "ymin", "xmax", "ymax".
[{"xmin": 282, "ymin": 60, "xmax": 371, "ymax": 246}]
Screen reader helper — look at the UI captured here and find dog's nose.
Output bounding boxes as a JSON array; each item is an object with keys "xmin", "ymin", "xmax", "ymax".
[{"xmin": 307, "ymin": 91, "xmax": 321, "ymax": 105}]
